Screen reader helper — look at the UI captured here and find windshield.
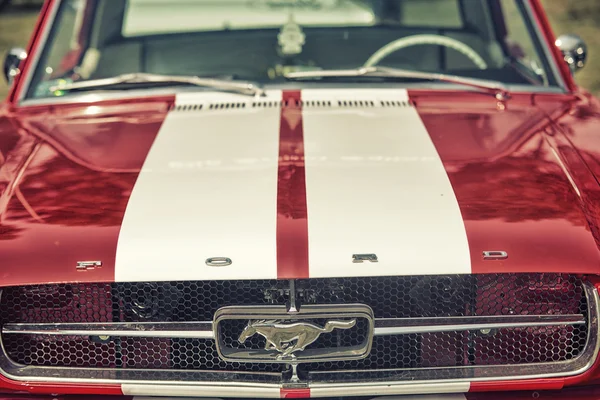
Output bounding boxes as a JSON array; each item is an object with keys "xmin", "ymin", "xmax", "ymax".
[{"xmin": 27, "ymin": 0, "xmax": 558, "ymax": 99}]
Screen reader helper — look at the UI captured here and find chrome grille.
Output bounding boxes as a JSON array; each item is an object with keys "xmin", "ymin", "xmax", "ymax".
[
  {"xmin": 2, "ymin": 335, "xmax": 283, "ymax": 372},
  {"xmin": 0, "ymin": 274, "xmax": 596, "ymax": 385},
  {"xmin": 218, "ymin": 318, "xmax": 370, "ymax": 351}
]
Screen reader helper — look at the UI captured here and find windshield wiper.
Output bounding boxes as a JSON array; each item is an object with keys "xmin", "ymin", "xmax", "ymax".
[
  {"xmin": 284, "ymin": 66, "xmax": 510, "ymax": 101},
  {"xmin": 49, "ymin": 73, "xmax": 265, "ymax": 97}
]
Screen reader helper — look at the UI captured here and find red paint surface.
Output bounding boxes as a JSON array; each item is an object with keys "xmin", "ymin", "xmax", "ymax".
[
  {"xmin": 276, "ymin": 91, "xmax": 309, "ymax": 279},
  {"xmin": 466, "ymin": 386, "xmax": 600, "ymax": 400},
  {"xmin": 408, "ymin": 90, "xmax": 600, "ymax": 275},
  {"xmin": 280, "ymin": 388, "xmax": 311, "ymax": 398},
  {"xmin": 536, "ymin": 92, "xmax": 600, "ymax": 261},
  {"xmin": 469, "ymin": 379, "xmax": 563, "ymax": 392},
  {"xmin": 408, "ymin": 89, "xmax": 600, "ymax": 391},
  {"xmin": 0, "ymin": 397, "xmax": 127, "ymax": 400},
  {"xmin": 0, "ymin": 96, "xmax": 173, "ymax": 287}
]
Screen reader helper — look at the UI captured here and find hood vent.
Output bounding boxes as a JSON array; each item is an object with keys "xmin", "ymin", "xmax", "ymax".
[
  {"xmin": 252, "ymin": 100, "xmax": 281, "ymax": 108},
  {"xmin": 381, "ymin": 100, "xmax": 412, "ymax": 108},
  {"xmin": 302, "ymin": 100, "xmax": 333, "ymax": 108},
  {"xmin": 171, "ymin": 98, "xmax": 412, "ymax": 112},
  {"xmin": 208, "ymin": 102, "xmax": 247, "ymax": 110},
  {"xmin": 338, "ymin": 100, "xmax": 375, "ymax": 107},
  {"xmin": 172, "ymin": 104, "xmax": 204, "ymax": 112}
]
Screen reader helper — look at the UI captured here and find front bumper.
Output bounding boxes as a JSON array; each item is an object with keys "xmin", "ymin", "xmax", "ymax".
[{"xmin": 3, "ymin": 387, "xmax": 600, "ymax": 400}]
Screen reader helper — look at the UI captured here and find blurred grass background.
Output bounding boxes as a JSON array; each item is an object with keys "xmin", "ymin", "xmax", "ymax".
[
  {"xmin": 0, "ymin": 0, "xmax": 599, "ymax": 100},
  {"xmin": 0, "ymin": 1, "xmax": 40, "ymax": 99}
]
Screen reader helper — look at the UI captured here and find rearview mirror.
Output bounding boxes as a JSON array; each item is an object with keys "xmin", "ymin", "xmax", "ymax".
[
  {"xmin": 555, "ymin": 34, "xmax": 587, "ymax": 75},
  {"xmin": 3, "ymin": 47, "xmax": 27, "ymax": 84}
]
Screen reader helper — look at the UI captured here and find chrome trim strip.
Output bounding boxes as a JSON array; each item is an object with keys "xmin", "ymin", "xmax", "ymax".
[
  {"xmin": 523, "ymin": 0, "xmax": 567, "ymax": 91},
  {"xmin": 373, "ymin": 314, "xmax": 586, "ymax": 336},
  {"xmin": 4, "ymin": 314, "xmax": 584, "ymax": 339},
  {"xmin": 19, "ymin": 88, "xmax": 182, "ymax": 106},
  {"xmin": 16, "ymin": 84, "xmax": 566, "ymax": 108},
  {"xmin": 0, "ymin": 282, "xmax": 596, "ymax": 386},
  {"xmin": 2, "ymin": 322, "xmax": 215, "ymax": 339},
  {"xmin": 49, "ymin": 73, "xmax": 264, "ymax": 97}
]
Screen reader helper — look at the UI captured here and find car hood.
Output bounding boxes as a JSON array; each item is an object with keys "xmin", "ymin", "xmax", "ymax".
[{"xmin": 1, "ymin": 89, "xmax": 598, "ymax": 286}]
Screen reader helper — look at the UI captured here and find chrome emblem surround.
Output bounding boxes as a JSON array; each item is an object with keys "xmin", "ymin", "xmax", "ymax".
[{"xmin": 214, "ymin": 304, "xmax": 374, "ymax": 363}]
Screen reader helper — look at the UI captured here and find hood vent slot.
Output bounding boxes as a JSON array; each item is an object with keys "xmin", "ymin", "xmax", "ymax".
[
  {"xmin": 302, "ymin": 100, "xmax": 333, "ymax": 108},
  {"xmin": 208, "ymin": 102, "xmax": 246, "ymax": 110},
  {"xmin": 381, "ymin": 100, "xmax": 412, "ymax": 108},
  {"xmin": 338, "ymin": 100, "xmax": 375, "ymax": 107},
  {"xmin": 171, "ymin": 104, "xmax": 203, "ymax": 112},
  {"xmin": 252, "ymin": 101, "xmax": 281, "ymax": 108},
  {"xmin": 172, "ymin": 98, "xmax": 413, "ymax": 112},
  {"xmin": 172, "ymin": 102, "xmax": 248, "ymax": 111}
]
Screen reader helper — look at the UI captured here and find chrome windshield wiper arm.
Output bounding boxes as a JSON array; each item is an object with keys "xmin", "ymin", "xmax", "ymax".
[
  {"xmin": 285, "ymin": 66, "xmax": 510, "ymax": 101},
  {"xmin": 49, "ymin": 72, "xmax": 265, "ymax": 97}
]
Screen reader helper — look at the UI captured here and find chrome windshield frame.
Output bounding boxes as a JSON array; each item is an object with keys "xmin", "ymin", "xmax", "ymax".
[{"xmin": 522, "ymin": 0, "xmax": 568, "ymax": 91}]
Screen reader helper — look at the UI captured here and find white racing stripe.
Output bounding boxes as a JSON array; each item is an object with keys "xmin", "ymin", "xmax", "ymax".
[
  {"xmin": 127, "ymin": 388, "xmax": 468, "ymax": 399},
  {"xmin": 309, "ymin": 382, "xmax": 470, "ymax": 398},
  {"xmin": 116, "ymin": 88, "xmax": 470, "ymax": 281},
  {"xmin": 131, "ymin": 397, "xmax": 224, "ymax": 400},
  {"xmin": 115, "ymin": 92, "xmax": 282, "ymax": 281},
  {"xmin": 124, "ymin": 385, "xmax": 280, "ymax": 398},
  {"xmin": 301, "ymin": 89, "xmax": 471, "ymax": 277},
  {"xmin": 128, "ymin": 391, "xmax": 468, "ymax": 399}
]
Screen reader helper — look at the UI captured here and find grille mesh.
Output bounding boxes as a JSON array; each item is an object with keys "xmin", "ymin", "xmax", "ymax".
[{"xmin": 0, "ymin": 274, "xmax": 589, "ymax": 375}]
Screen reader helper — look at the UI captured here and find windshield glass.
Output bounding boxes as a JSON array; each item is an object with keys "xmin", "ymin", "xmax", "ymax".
[{"xmin": 27, "ymin": 0, "xmax": 558, "ymax": 99}]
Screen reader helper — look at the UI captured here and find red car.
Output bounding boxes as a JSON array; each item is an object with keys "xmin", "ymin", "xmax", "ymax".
[{"xmin": 1, "ymin": 0, "xmax": 599, "ymax": 399}]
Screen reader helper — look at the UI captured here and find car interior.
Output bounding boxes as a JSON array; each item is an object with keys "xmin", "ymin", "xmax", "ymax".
[{"xmin": 29, "ymin": 0, "xmax": 554, "ymax": 98}]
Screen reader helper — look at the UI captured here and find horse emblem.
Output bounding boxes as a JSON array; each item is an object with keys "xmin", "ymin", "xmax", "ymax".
[{"xmin": 238, "ymin": 319, "xmax": 357, "ymax": 358}]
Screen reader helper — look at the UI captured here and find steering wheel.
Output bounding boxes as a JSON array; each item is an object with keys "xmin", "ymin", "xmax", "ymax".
[{"xmin": 364, "ymin": 34, "xmax": 488, "ymax": 70}]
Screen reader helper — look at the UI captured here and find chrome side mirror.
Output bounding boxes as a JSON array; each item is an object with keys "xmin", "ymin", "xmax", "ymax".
[
  {"xmin": 555, "ymin": 34, "xmax": 587, "ymax": 74},
  {"xmin": 3, "ymin": 47, "xmax": 27, "ymax": 84}
]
